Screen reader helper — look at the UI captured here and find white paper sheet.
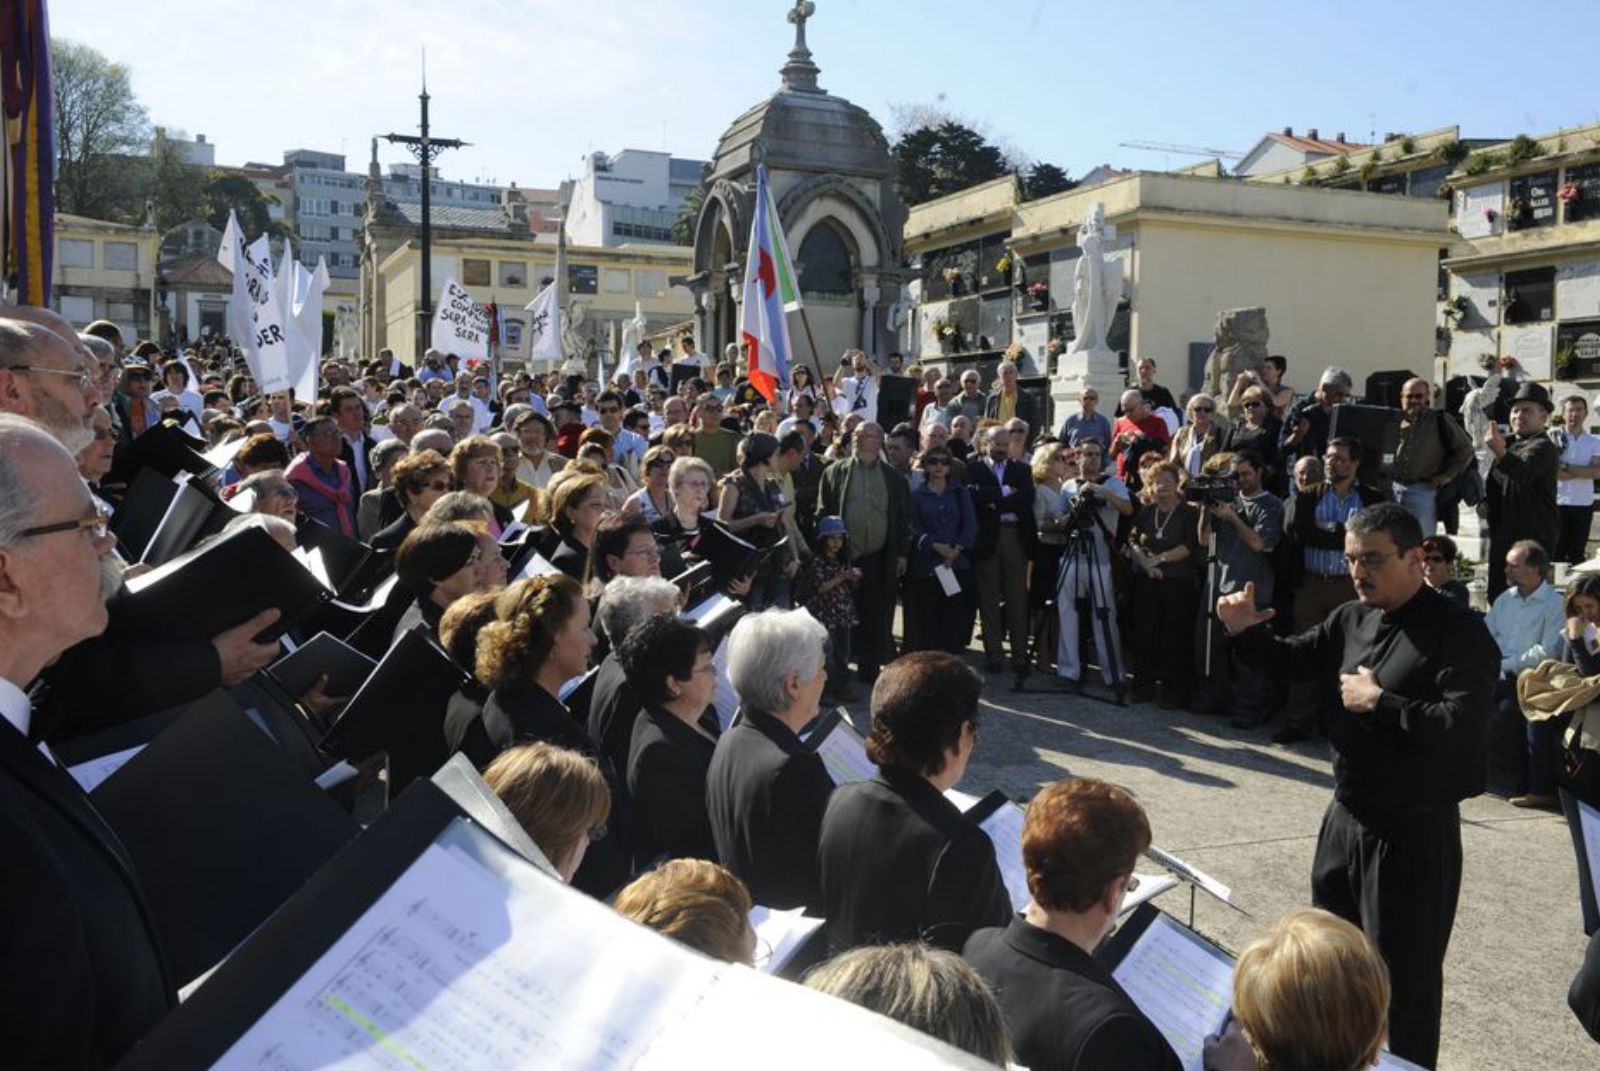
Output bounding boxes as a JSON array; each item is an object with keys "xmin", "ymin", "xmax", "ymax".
[
  {"xmin": 933, "ymin": 563, "xmax": 961, "ymax": 597},
  {"xmin": 514, "ymin": 552, "xmax": 560, "ymax": 581},
  {"xmin": 1121, "ymin": 874, "xmax": 1180, "ymax": 916},
  {"xmin": 67, "ymin": 744, "xmax": 146, "ymax": 794},
  {"xmin": 1144, "ymin": 844, "xmax": 1233, "ymax": 904},
  {"xmin": 749, "ymin": 905, "xmax": 824, "ymax": 975},
  {"xmin": 711, "ymin": 637, "xmax": 739, "ymax": 730},
  {"xmin": 684, "ymin": 592, "xmax": 736, "ymax": 624},
  {"xmin": 1111, "ymin": 912, "xmax": 1235, "ymax": 1071},
  {"xmin": 814, "ymin": 718, "xmax": 876, "ymax": 786},
  {"xmin": 977, "ymin": 802, "xmax": 1030, "ymax": 912}
]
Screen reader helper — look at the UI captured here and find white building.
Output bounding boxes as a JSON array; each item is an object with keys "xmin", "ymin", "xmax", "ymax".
[
  {"xmin": 564, "ymin": 149, "xmax": 707, "ymax": 247},
  {"xmin": 1235, "ymin": 126, "xmax": 1370, "ymax": 177}
]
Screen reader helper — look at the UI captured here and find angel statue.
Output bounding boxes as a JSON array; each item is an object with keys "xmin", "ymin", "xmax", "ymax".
[
  {"xmin": 1066, "ymin": 203, "xmax": 1122, "ymax": 357},
  {"xmin": 618, "ymin": 301, "xmax": 649, "ymax": 375}
]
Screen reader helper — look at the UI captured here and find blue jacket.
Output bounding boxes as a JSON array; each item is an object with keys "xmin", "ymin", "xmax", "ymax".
[{"xmin": 909, "ymin": 482, "xmax": 977, "ymax": 578}]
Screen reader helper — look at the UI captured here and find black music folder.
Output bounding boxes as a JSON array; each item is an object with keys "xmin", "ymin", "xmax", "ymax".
[
  {"xmin": 111, "ymin": 519, "xmax": 333, "ymax": 644},
  {"xmin": 111, "ymin": 467, "xmax": 180, "ymax": 562},
  {"xmin": 268, "ymin": 631, "xmax": 378, "ymax": 700},
  {"xmin": 318, "ymin": 624, "xmax": 472, "ymax": 792},
  {"xmin": 91, "ymin": 701, "xmax": 359, "ymax": 987},
  {"xmin": 108, "ymin": 419, "xmax": 215, "ymax": 485},
  {"xmin": 139, "ymin": 477, "xmax": 232, "ymax": 566}
]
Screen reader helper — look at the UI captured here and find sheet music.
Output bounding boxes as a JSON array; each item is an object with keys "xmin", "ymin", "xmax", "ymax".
[
  {"xmin": 749, "ymin": 905, "xmax": 824, "ymax": 975},
  {"xmin": 684, "ymin": 592, "xmax": 736, "ymax": 625},
  {"xmin": 214, "ymin": 841, "xmax": 718, "ymax": 1070},
  {"xmin": 1144, "ymin": 844, "xmax": 1233, "ymax": 904},
  {"xmin": 976, "ymin": 803, "xmax": 1030, "ymax": 912},
  {"xmin": 67, "ymin": 744, "xmax": 146, "ymax": 794},
  {"xmin": 514, "ymin": 553, "xmax": 560, "ymax": 581},
  {"xmin": 814, "ymin": 719, "xmax": 876, "ymax": 786},
  {"xmin": 1375, "ymin": 1052, "xmax": 1427, "ymax": 1070},
  {"xmin": 711, "ymin": 637, "xmax": 739, "ymax": 730},
  {"xmin": 1121, "ymin": 874, "xmax": 1180, "ymax": 916},
  {"xmin": 1579, "ymin": 799, "xmax": 1600, "ymax": 912},
  {"xmin": 1110, "ymin": 913, "xmax": 1235, "ymax": 1071},
  {"xmin": 331, "ymin": 573, "xmax": 402, "ymax": 614}
]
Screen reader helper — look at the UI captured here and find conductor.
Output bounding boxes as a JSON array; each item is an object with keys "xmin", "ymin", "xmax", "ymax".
[{"xmin": 1216, "ymin": 502, "xmax": 1497, "ymax": 1070}]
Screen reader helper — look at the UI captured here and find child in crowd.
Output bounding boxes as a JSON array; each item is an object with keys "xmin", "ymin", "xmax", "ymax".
[{"xmin": 796, "ymin": 515, "xmax": 860, "ymax": 703}]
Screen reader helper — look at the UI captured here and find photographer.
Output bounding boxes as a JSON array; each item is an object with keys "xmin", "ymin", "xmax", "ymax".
[
  {"xmin": 1055, "ymin": 439, "xmax": 1132, "ymax": 695},
  {"xmin": 1193, "ymin": 450, "xmax": 1283, "ymax": 726}
]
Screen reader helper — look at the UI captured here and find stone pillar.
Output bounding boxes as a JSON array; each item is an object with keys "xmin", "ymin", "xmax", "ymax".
[
  {"xmin": 695, "ymin": 288, "xmax": 712, "ymax": 354},
  {"xmin": 1051, "ymin": 346, "xmax": 1126, "ymax": 430},
  {"xmin": 860, "ymin": 283, "xmax": 881, "ymax": 358}
]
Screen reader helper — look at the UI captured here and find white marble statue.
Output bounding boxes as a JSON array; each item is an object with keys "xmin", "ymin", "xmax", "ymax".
[
  {"xmin": 1067, "ymin": 203, "xmax": 1122, "ymax": 357},
  {"xmin": 618, "ymin": 301, "xmax": 648, "ymax": 374}
]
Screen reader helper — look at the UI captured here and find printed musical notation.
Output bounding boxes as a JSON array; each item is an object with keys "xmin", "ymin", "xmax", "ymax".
[
  {"xmin": 1110, "ymin": 913, "xmax": 1235, "ymax": 1071},
  {"xmin": 813, "ymin": 721, "xmax": 876, "ymax": 786}
]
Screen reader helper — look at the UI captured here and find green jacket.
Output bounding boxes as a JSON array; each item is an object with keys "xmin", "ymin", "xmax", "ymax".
[{"xmin": 818, "ymin": 457, "xmax": 911, "ymax": 593}]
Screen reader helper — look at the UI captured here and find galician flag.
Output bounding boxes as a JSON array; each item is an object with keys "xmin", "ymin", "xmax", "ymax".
[
  {"xmin": 740, "ymin": 164, "xmax": 794, "ymax": 402},
  {"xmin": 762, "ymin": 170, "xmax": 802, "ymax": 314}
]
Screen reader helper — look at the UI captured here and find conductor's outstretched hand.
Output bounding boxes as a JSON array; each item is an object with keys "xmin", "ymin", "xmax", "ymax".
[{"xmin": 1216, "ymin": 582, "xmax": 1275, "ymax": 635}]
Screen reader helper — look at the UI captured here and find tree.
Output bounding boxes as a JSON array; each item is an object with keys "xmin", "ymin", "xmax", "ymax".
[
  {"xmin": 672, "ymin": 182, "xmax": 707, "ymax": 246},
  {"xmin": 892, "ymin": 121, "xmax": 1009, "ymax": 207},
  {"xmin": 1022, "ymin": 162, "xmax": 1075, "ymax": 201},
  {"xmin": 202, "ymin": 174, "xmax": 285, "ymax": 242},
  {"xmin": 51, "ymin": 38, "xmax": 151, "ymax": 221},
  {"xmin": 147, "ymin": 129, "xmax": 207, "ymax": 233}
]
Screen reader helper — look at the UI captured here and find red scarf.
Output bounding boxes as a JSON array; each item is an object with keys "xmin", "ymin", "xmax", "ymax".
[{"xmin": 286, "ymin": 454, "xmax": 356, "ymax": 537}]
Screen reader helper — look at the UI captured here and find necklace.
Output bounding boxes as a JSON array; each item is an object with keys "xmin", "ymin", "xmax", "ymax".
[{"xmin": 1152, "ymin": 504, "xmax": 1177, "ymax": 540}]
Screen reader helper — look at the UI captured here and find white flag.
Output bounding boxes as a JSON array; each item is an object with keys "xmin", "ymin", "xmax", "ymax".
[
  {"xmin": 218, "ymin": 211, "xmax": 293, "ymax": 393},
  {"xmin": 524, "ymin": 281, "xmax": 562, "ymax": 368},
  {"xmin": 431, "ymin": 277, "xmax": 490, "ymax": 362},
  {"xmin": 289, "ymin": 256, "xmax": 330, "ymax": 402}
]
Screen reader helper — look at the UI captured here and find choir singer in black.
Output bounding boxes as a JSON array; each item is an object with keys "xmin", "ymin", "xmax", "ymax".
[{"xmin": 1217, "ymin": 502, "xmax": 1497, "ymax": 1070}]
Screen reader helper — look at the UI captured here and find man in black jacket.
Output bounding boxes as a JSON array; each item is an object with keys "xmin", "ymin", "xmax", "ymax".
[
  {"xmin": 1219, "ymin": 502, "xmax": 1498, "ymax": 1069},
  {"xmin": 1485, "ymin": 380, "xmax": 1561, "ymax": 599},
  {"xmin": 0, "ymin": 415, "xmax": 174, "ymax": 1067},
  {"xmin": 707, "ymin": 609, "xmax": 835, "ymax": 913},
  {"xmin": 966, "ymin": 423, "xmax": 1037, "ymax": 682},
  {"xmin": 965, "ymin": 778, "xmax": 1180, "ymax": 1071}
]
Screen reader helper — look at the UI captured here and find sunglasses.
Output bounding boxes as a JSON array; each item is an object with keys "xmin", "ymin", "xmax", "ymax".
[
  {"xmin": 1424, "ymin": 554, "xmax": 1447, "ymax": 564},
  {"xmin": 1242, "ymin": 401, "xmax": 1264, "ymax": 409},
  {"xmin": 1192, "ymin": 406, "xmax": 1215, "ymax": 413}
]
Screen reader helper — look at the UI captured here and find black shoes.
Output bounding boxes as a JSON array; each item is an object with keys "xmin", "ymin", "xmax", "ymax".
[{"xmin": 1271, "ymin": 725, "xmax": 1310, "ymax": 745}]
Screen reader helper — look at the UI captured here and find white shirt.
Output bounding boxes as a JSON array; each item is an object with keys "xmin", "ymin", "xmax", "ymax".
[
  {"xmin": 833, "ymin": 375, "xmax": 879, "ymax": 423},
  {"xmin": 0, "ymin": 675, "xmax": 31, "ymax": 739},
  {"xmin": 676, "ymin": 352, "xmax": 711, "ymax": 370},
  {"xmin": 1557, "ymin": 428, "xmax": 1600, "ymax": 507},
  {"xmin": 268, "ymin": 417, "xmax": 294, "ymax": 443},
  {"xmin": 342, "ymin": 430, "xmax": 369, "ymax": 488}
]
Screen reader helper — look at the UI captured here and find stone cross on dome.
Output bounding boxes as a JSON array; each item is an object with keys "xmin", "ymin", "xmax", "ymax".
[{"xmin": 781, "ymin": 1, "xmax": 822, "ymax": 93}]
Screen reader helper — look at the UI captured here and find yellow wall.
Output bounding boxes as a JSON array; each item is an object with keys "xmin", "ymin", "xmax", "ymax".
[
  {"xmin": 1131, "ymin": 219, "xmax": 1441, "ymax": 394},
  {"xmin": 52, "ymin": 216, "xmax": 160, "ymax": 335}
]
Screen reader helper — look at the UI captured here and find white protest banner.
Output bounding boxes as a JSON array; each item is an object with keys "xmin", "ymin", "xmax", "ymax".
[
  {"xmin": 289, "ymin": 257, "xmax": 330, "ymax": 402},
  {"xmin": 431, "ymin": 277, "xmax": 490, "ymax": 361},
  {"xmin": 524, "ymin": 280, "xmax": 562, "ymax": 367},
  {"xmin": 216, "ymin": 211, "xmax": 293, "ymax": 393}
]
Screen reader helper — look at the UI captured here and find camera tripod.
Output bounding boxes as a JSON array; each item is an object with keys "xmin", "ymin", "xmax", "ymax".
[{"xmin": 1046, "ymin": 491, "xmax": 1126, "ymax": 705}]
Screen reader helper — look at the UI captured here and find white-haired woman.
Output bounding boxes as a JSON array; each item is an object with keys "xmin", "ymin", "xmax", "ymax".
[
  {"xmin": 704, "ymin": 608, "xmax": 835, "ymax": 912},
  {"xmin": 1168, "ymin": 392, "xmax": 1224, "ymax": 477}
]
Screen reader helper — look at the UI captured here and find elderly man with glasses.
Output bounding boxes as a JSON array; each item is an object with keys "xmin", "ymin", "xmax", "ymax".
[
  {"xmin": 691, "ymin": 395, "xmax": 740, "ymax": 477},
  {"xmin": 0, "ymin": 318, "xmax": 100, "ymax": 452},
  {"xmin": 0, "ymin": 413, "xmax": 175, "ymax": 1067}
]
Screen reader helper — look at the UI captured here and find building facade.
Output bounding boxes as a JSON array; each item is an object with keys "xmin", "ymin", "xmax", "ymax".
[
  {"xmin": 558, "ymin": 150, "xmax": 706, "ymax": 248},
  {"xmin": 52, "ymin": 214, "xmax": 160, "ymax": 341}
]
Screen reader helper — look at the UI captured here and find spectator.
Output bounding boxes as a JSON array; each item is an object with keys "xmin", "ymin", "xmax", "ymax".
[
  {"xmin": 1486, "ymin": 539, "xmax": 1564, "ymax": 808},
  {"xmin": 511, "ymin": 409, "xmax": 566, "ymax": 490},
  {"xmin": 1124, "ymin": 357, "xmax": 1177, "ymax": 416},
  {"xmin": 1195, "ymin": 450, "xmax": 1283, "ymax": 727},
  {"xmin": 623, "ymin": 445, "xmax": 675, "ymax": 524},
  {"xmin": 1555, "ymin": 393, "xmax": 1600, "ymax": 564},
  {"xmin": 356, "ymin": 437, "xmax": 409, "ymax": 540},
  {"xmin": 964, "ymin": 778, "xmax": 1179, "ymax": 1071},
  {"xmin": 707, "ymin": 609, "xmax": 834, "ymax": 911},
  {"xmin": 1393, "ymin": 377, "xmax": 1475, "ymax": 537},
  {"xmin": 834, "ymin": 349, "xmax": 882, "ymax": 423},
  {"xmin": 613, "ymin": 859, "xmax": 756, "ymax": 965},
  {"xmin": 796, "ymin": 515, "xmax": 860, "ymax": 702},
  {"xmin": 1109, "ymin": 390, "xmax": 1171, "ymax": 482},
  {"xmin": 691, "ymin": 395, "xmax": 741, "ymax": 476},
  {"xmin": 372, "ymin": 449, "xmax": 451, "ymax": 553},
  {"xmin": 946, "ymin": 369, "xmax": 987, "ymax": 424},
  {"xmin": 817, "ymin": 652, "xmax": 1012, "ymax": 953},
  {"xmin": 1126, "ymin": 461, "xmax": 1200, "ymax": 709},
  {"xmin": 285, "ymin": 415, "xmax": 357, "ymax": 536},
  {"xmin": 484, "ymin": 743, "xmax": 610, "ymax": 883},
  {"xmin": 1281, "ymin": 366, "xmax": 1351, "ymax": 469},
  {"xmin": 967, "ymin": 424, "xmax": 1036, "ymax": 682},
  {"xmin": 1169, "ymin": 393, "xmax": 1224, "ymax": 477},
  {"xmin": 818, "ymin": 422, "xmax": 910, "ymax": 683},
  {"xmin": 1223, "ymin": 384, "xmax": 1286, "ymax": 497},
  {"xmin": 906, "ymin": 447, "xmax": 979, "ymax": 655},
  {"xmin": 617, "ymin": 616, "xmax": 721, "ymax": 865},
  {"xmin": 1059, "ymin": 387, "xmax": 1111, "ymax": 448},
  {"xmin": 1420, "ymin": 535, "xmax": 1471, "ymax": 609},
  {"xmin": 1486, "ymin": 381, "xmax": 1561, "ymax": 600},
  {"xmin": 983, "ymin": 361, "xmax": 1039, "ymax": 441},
  {"xmin": 806, "ymin": 945, "xmax": 1012, "ymax": 1068}
]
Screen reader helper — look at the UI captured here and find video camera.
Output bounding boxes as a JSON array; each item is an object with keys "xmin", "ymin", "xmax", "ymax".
[{"xmin": 1184, "ymin": 473, "xmax": 1238, "ymax": 507}]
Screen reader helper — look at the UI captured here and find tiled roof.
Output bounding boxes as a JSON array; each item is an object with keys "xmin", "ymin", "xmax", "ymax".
[
  {"xmin": 1268, "ymin": 132, "xmax": 1369, "ymax": 155},
  {"xmin": 389, "ymin": 200, "xmax": 511, "ymax": 233}
]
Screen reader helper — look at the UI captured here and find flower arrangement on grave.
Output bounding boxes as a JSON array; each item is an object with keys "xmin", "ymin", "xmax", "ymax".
[
  {"xmin": 1026, "ymin": 282, "xmax": 1049, "ymax": 299},
  {"xmin": 1482, "ymin": 354, "xmax": 1519, "ymax": 373},
  {"xmin": 1560, "ymin": 182, "xmax": 1583, "ymax": 205},
  {"xmin": 1444, "ymin": 295, "xmax": 1470, "ymax": 320},
  {"xmin": 1556, "ymin": 342, "xmax": 1576, "ymax": 377},
  {"xmin": 941, "ymin": 267, "xmax": 961, "ymax": 283},
  {"xmin": 931, "ymin": 317, "xmax": 962, "ymax": 346},
  {"xmin": 995, "ymin": 253, "xmax": 1012, "ymax": 275},
  {"xmin": 1482, "ymin": 206, "xmax": 1499, "ymax": 223},
  {"xmin": 1003, "ymin": 342, "xmax": 1025, "ymax": 362}
]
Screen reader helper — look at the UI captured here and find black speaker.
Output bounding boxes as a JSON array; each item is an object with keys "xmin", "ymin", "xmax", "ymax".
[
  {"xmin": 876, "ymin": 374, "xmax": 917, "ymax": 431},
  {"xmin": 1018, "ymin": 376, "xmax": 1054, "ymax": 439},
  {"xmin": 1329, "ymin": 403, "xmax": 1401, "ymax": 490},
  {"xmin": 1362, "ymin": 369, "xmax": 1419, "ymax": 410}
]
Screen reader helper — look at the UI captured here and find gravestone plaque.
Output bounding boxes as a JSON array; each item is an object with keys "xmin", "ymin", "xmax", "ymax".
[
  {"xmin": 1456, "ymin": 182, "xmax": 1505, "ymax": 239},
  {"xmin": 1558, "ymin": 261, "xmax": 1600, "ymax": 321},
  {"xmin": 1507, "ymin": 171, "xmax": 1558, "ymax": 230},
  {"xmin": 1558, "ymin": 319, "xmax": 1600, "ymax": 379},
  {"xmin": 977, "ymin": 295, "xmax": 1012, "ymax": 351}
]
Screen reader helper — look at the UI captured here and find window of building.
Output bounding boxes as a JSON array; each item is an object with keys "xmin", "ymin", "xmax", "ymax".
[
  {"xmin": 1504, "ymin": 266, "xmax": 1555, "ymax": 324},
  {"xmin": 104, "ymin": 242, "xmax": 138, "ymax": 271},
  {"xmin": 635, "ymin": 269, "xmax": 667, "ymax": 297},
  {"xmin": 498, "ymin": 261, "xmax": 527, "ymax": 287},
  {"xmin": 58, "ymin": 238, "xmax": 94, "ymax": 269},
  {"xmin": 603, "ymin": 268, "xmax": 631, "ymax": 294},
  {"xmin": 463, "ymin": 258, "xmax": 491, "ymax": 286},
  {"xmin": 57, "ymin": 294, "xmax": 94, "ymax": 323},
  {"xmin": 107, "ymin": 301, "xmax": 135, "ymax": 321},
  {"xmin": 568, "ymin": 265, "xmax": 598, "ymax": 295},
  {"xmin": 798, "ymin": 224, "xmax": 853, "ymax": 296}
]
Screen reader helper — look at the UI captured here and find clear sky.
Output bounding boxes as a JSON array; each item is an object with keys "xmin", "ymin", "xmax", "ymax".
[{"xmin": 52, "ymin": 0, "xmax": 1600, "ymax": 187}]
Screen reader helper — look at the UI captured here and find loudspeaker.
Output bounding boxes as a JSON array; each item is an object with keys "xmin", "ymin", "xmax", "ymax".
[
  {"xmin": 876, "ymin": 374, "xmax": 917, "ymax": 431},
  {"xmin": 1329, "ymin": 403, "xmax": 1401, "ymax": 490}
]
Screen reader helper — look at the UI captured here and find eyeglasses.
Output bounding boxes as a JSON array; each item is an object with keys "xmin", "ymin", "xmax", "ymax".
[
  {"xmin": 1191, "ymin": 406, "xmax": 1215, "ymax": 414},
  {"xmin": 5, "ymin": 364, "xmax": 92, "ymax": 390},
  {"xmin": 598, "ymin": 406, "xmax": 621, "ymax": 415},
  {"xmin": 1344, "ymin": 551, "xmax": 1400, "ymax": 571},
  {"xmin": 924, "ymin": 457, "xmax": 950, "ymax": 467},
  {"xmin": 1124, "ymin": 873, "xmax": 1142, "ymax": 893},
  {"xmin": 268, "ymin": 485, "xmax": 299, "ymax": 500},
  {"xmin": 18, "ymin": 501, "xmax": 112, "ymax": 542},
  {"xmin": 624, "ymin": 544, "xmax": 662, "ymax": 559},
  {"xmin": 422, "ymin": 479, "xmax": 452, "ymax": 492},
  {"xmin": 1242, "ymin": 401, "xmax": 1264, "ymax": 409}
]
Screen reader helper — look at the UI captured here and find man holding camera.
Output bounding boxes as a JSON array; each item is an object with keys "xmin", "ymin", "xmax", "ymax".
[
  {"xmin": 1055, "ymin": 438, "xmax": 1133, "ymax": 694},
  {"xmin": 1193, "ymin": 450, "xmax": 1283, "ymax": 725}
]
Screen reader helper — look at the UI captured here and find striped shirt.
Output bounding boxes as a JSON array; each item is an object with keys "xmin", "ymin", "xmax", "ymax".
[{"xmin": 1305, "ymin": 486, "xmax": 1364, "ymax": 577}]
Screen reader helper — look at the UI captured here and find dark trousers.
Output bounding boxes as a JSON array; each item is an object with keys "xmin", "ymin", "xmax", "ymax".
[
  {"xmin": 1312, "ymin": 799, "xmax": 1462, "ymax": 1070},
  {"xmin": 824, "ymin": 625, "xmax": 853, "ymax": 699},
  {"xmin": 906, "ymin": 572, "xmax": 975, "ymax": 654},
  {"xmin": 1284, "ymin": 573, "xmax": 1355, "ymax": 732},
  {"xmin": 1132, "ymin": 575, "xmax": 1197, "ymax": 704},
  {"xmin": 851, "ymin": 546, "xmax": 895, "ymax": 679},
  {"xmin": 1490, "ymin": 677, "xmax": 1569, "ymax": 797},
  {"xmin": 1559, "ymin": 504, "xmax": 1594, "ymax": 564},
  {"xmin": 1195, "ymin": 604, "xmax": 1274, "ymax": 719},
  {"xmin": 1562, "ymin": 748, "xmax": 1600, "ymax": 936},
  {"xmin": 975, "ymin": 525, "xmax": 1031, "ymax": 669}
]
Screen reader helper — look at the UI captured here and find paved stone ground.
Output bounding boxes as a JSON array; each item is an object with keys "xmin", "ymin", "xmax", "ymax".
[{"xmin": 842, "ymin": 665, "xmax": 1593, "ymax": 1071}]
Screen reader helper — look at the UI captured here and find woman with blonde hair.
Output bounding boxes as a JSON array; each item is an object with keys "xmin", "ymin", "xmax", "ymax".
[
  {"xmin": 544, "ymin": 470, "xmax": 609, "ymax": 580},
  {"xmin": 613, "ymin": 858, "xmax": 756, "ymax": 965},
  {"xmin": 449, "ymin": 435, "xmax": 516, "ymax": 534},
  {"xmin": 484, "ymin": 742, "xmax": 611, "ymax": 883},
  {"xmin": 1206, "ymin": 907, "xmax": 1390, "ymax": 1071},
  {"xmin": 1169, "ymin": 392, "xmax": 1224, "ymax": 477}
]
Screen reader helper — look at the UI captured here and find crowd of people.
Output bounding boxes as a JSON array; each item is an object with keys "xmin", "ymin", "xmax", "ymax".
[{"xmin": 2, "ymin": 307, "xmax": 1599, "ymax": 1069}]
